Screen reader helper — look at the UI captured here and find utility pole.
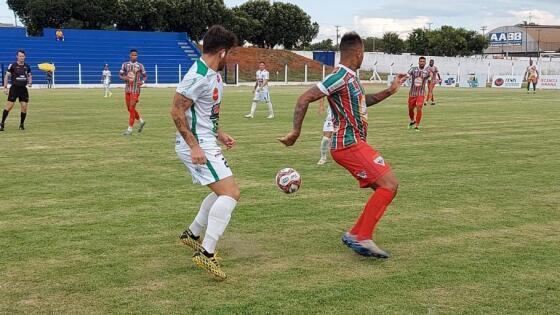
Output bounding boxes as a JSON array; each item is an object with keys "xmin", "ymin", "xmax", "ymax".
[
  {"xmin": 335, "ymin": 25, "xmax": 341, "ymax": 50},
  {"xmin": 427, "ymin": 23, "xmax": 433, "ymax": 31},
  {"xmin": 481, "ymin": 26, "xmax": 487, "ymax": 36}
]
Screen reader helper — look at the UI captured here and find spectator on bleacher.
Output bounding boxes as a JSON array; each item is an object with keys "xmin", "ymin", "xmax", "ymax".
[
  {"xmin": 102, "ymin": 64, "xmax": 112, "ymax": 98},
  {"xmin": 46, "ymin": 71, "xmax": 53, "ymax": 89},
  {"xmin": 55, "ymin": 28, "xmax": 64, "ymax": 42}
]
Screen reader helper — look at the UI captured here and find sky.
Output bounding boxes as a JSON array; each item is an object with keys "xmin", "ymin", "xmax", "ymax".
[{"xmin": 2, "ymin": 0, "xmax": 560, "ymax": 41}]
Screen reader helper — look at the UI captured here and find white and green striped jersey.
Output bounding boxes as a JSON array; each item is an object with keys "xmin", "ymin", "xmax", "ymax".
[{"xmin": 176, "ymin": 59, "xmax": 223, "ymax": 142}]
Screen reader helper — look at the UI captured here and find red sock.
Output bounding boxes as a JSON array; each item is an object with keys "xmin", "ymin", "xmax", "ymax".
[
  {"xmin": 415, "ymin": 107, "xmax": 423, "ymax": 127},
  {"xmin": 408, "ymin": 107, "xmax": 415, "ymax": 121},
  {"xmin": 128, "ymin": 105, "xmax": 135, "ymax": 127},
  {"xmin": 355, "ymin": 188, "xmax": 396, "ymax": 241}
]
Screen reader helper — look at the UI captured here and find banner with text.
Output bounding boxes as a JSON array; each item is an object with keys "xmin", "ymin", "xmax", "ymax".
[
  {"xmin": 492, "ymin": 75, "xmax": 523, "ymax": 88},
  {"xmin": 459, "ymin": 73, "xmax": 487, "ymax": 88},
  {"xmin": 440, "ymin": 74, "xmax": 458, "ymax": 87},
  {"xmin": 537, "ymin": 75, "xmax": 560, "ymax": 89}
]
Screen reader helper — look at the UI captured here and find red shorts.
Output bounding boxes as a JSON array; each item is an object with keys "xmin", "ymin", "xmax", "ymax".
[
  {"xmin": 331, "ymin": 141, "xmax": 392, "ymax": 188},
  {"xmin": 408, "ymin": 96, "xmax": 424, "ymax": 108},
  {"xmin": 126, "ymin": 92, "xmax": 140, "ymax": 105}
]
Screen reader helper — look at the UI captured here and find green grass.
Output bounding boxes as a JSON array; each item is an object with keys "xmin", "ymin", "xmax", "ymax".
[{"xmin": 1, "ymin": 86, "xmax": 559, "ymax": 314}]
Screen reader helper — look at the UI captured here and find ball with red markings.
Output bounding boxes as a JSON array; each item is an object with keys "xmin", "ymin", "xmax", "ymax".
[{"xmin": 275, "ymin": 168, "xmax": 301, "ymax": 194}]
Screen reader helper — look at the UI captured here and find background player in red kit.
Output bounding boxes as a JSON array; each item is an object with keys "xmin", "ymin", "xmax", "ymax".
[
  {"xmin": 425, "ymin": 59, "xmax": 441, "ymax": 106},
  {"xmin": 279, "ymin": 32, "xmax": 407, "ymax": 258},
  {"xmin": 407, "ymin": 56, "xmax": 430, "ymax": 131},
  {"xmin": 119, "ymin": 49, "xmax": 147, "ymax": 136}
]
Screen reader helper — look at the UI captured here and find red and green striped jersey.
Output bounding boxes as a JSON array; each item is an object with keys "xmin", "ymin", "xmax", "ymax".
[
  {"xmin": 407, "ymin": 66, "xmax": 430, "ymax": 96},
  {"xmin": 120, "ymin": 61, "xmax": 146, "ymax": 94},
  {"xmin": 317, "ymin": 65, "xmax": 368, "ymax": 150}
]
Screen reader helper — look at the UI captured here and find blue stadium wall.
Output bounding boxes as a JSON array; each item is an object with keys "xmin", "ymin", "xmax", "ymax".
[{"xmin": 0, "ymin": 27, "xmax": 200, "ymax": 85}]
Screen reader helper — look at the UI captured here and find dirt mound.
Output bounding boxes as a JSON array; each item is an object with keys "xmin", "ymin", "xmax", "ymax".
[{"xmin": 226, "ymin": 47, "xmax": 332, "ymax": 82}]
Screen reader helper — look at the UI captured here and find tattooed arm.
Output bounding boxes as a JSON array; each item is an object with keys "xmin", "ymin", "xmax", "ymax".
[
  {"xmin": 170, "ymin": 92, "xmax": 206, "ymax": 164},
  {"xmin": 365, "ymin": 73, "xmax": 408, "ymax": 107},
  {"xmin": 278, "ymin": 86, "xmax": 326, "ymax": 146}
]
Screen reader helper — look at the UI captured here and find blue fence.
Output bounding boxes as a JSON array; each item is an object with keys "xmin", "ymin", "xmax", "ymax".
[{"xmin": 0, "ymin": 27, "xmax": 200, "ymax": 85}]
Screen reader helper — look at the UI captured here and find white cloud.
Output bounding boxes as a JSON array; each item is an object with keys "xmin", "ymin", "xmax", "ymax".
[
  {"xmin": 353, "ymin": 16, "xmax": 431, "ymax": 38},
  {"xmin": 315, "ymin": 16, "xmax": 430, "ymax": 42},
  {"xmin": 508, "ymin": 9, "xmax": 560, "ymax": 24}
]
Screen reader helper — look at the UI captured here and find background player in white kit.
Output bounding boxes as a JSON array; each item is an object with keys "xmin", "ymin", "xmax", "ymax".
[
  {"xmin": 317, "ymin": 97, "xmax": 333, "ymax": 165},
  {"xmin": 101, "ymin": 64, "xmax": 112, "ymax": 98},
  {"xmin": 170, "ymin": 25, "xmax": 238, "ymax": 281},
  {"xmin": 245, "ymin": 62, "xmax": 274, "ymax": 119}
]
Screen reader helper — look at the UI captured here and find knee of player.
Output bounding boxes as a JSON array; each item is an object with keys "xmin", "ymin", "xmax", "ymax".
[{"xmin": 228, "ymin": 185, "xmax": 241, "ymax": 201}]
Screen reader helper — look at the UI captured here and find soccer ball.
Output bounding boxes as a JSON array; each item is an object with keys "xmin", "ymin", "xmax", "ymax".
[{"xmin": 275, "ymin": 168, "xmax": 301, "ymax": 194}]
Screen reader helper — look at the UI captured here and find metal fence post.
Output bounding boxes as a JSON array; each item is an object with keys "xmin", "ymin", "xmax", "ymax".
[
  {"xmin": 304, "ymin": 63, "xmax": 308, "ymax": 83},
  {"xmin": 78, "ymin": 63, "xmax": 82, "ymax": 86},
  {"xmin": 322, "ymin": 65, "xmax": 325, "ymax": 80},
  {"xmin": 179, "ymin": 64, "xmax": 182, "ymax": 83},
  {"xmin": 155, "ymin": 64, "xmax": 158, "ymax": 86},
  {"xmin": 284, "ymin": 64, "xmax": 288, "ymax": 84},
  {"xmin": 235, "ymin": 64, "xmax": 239, "ymax": 86}
]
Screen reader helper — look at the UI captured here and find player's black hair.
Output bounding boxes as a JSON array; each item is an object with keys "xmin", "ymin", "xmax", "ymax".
[
  {"xmin": 259, "ymin": 61, "xmax": 265, "ymax": 65},
  {"xmin": 130, "ymin": 49, "xmax": 138, "ymax": 54},
  {"xmin": 429, "ymin": 59, "xmax": 434, "ymax": 62},
  {"xmin": 339, "ymin": 32, "xmax": 363, "ymax": 53},
  {"xmin": 202, "ymin": 25, "xmax": 238, "ymax": 54},
  {"xmin": 16, "ymin": 49, "xmax": 26, "ymax": 56},
  {"xmin": 419, "ymin": 56, "xmax": 426, "ymax": 60}
]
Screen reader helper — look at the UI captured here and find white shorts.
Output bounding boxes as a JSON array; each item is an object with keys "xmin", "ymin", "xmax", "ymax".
[
  {"xmin": 175, "ymin": 135, "xmax": 232, "ymax": 186},
  {"xmin": 253, "ymin": 89, "xmax": 270, "ymax": 102},
  {"xmin": 323, "ymin": 118, "xmax": 334, "ymax": 132}
]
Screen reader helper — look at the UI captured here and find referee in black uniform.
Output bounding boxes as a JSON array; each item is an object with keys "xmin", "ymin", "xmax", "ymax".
[{"xmin": 1, "ymin": 49, "xmax": 32, "ymax": 131}]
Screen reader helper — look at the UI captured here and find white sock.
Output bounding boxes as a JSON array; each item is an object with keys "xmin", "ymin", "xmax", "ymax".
[
  {"xmin": 127, "ymin": 126, "xmax": 133, "ymax": 132},
  {"xmin": 320, "ymin": 136, "xmax": 330, "ymax": 159},
  {"xmin": 250, "ymin": 102, "xmax": 257, "ymax": 116},
  {"xmin": 202, "ymin": 195, "xmax": 237, "ymax": 254},
  {"xmin": 139, "ymin": 118, "xmax": 144, "ymax": 124},
  {"xmin": 189, "ymin": 192, "xmax": 218, "ymax": 236},
  {"xmin": 267, "ymin": 102, "xmax": 274, "ymax": 116}
]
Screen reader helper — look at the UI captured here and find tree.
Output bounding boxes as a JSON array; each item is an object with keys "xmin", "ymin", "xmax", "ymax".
[
  {"xmin": 363, "ymin": 37, "xmax": 384, "ymax": 52},
  {"xmin": 9, "ymin": 0, "xmax": 73, "ymax": 36},
  {"xmin": 407, "ymin": 28, "xmax": 430, "ymax": 55},
  {"xmin": 304, "ymin": 39, "xmax": 336, "ymax": 51},
  {"xmin": 159, "ymin": 0, "xmax": 230, "ymax": 41},
  {"xmin": 264, "ymin": 2, "xmax": 318, "ymax": 49},
  {"xmin": 72, "ymin": 0, "xmax": 117, "ymax": 29},
  {"xmin": 115, "ymin": 0, "xmax": 166, "ymax": 32},
  {"xmin": 382, "ymin": 32, "xmax": 405, "ymax": 54},
  {"xmin": 223, "ymin": 8, "xmax": 261, "ymax": 46},
  {"xmin": 236, "ymin": 0, "xmax": 272, "ymax": 47}
]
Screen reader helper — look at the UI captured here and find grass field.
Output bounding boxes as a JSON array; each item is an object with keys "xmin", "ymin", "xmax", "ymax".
[{"xmin": 1, "ymin": 85, "xmax": 559, "ymax": 314}]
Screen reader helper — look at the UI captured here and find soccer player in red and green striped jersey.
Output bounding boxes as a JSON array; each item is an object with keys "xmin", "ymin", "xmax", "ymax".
[
  {"xmin": 279, "ymin": 32, "xmax": 407, "ymax": 259},
  {"xmin": 119, "ymin": 49, "xmax": 147, "ymax": 136}
]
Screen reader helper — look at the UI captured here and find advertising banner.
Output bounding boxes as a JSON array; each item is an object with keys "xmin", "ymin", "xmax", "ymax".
[
  {"xmin": 440, "ymin": 74, "xmax": 457, "ymax": 87},
  {"xmin": 459, "ymin": 73, "xmax": 487, "ymax": 88},
  {"xmin": 492, "ymin": 75, "xmax": 523, "ymax": 88},
  {"xmin": 537, "ymin": 75, "xmax": 560, "ymax": 89}
]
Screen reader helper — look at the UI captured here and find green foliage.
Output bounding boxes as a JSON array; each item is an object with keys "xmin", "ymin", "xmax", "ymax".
[
  {"xmin": 235, "ymin": 0, "xmax": 271, "ymax": 47},
  {"xmin": 407, "ymin": 26, "xmax": 489, "ymax": 56},
  {"xmin": 303, "ymin": 38, "xmax": 336, "ymax": 51},
  {"xmin": 363, "ymin": 37, "xmax": 384, "ymax": 52},
  {"xmin": 382, "ymin": 32, "xmax": 405, "ymax": 54},
  {"xmin": 8, "ymin": 0, "xmax": 319, "ymax": 48}
]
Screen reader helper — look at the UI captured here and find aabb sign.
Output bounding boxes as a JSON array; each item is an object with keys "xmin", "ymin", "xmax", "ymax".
[{"xmin": 489, "ymin": 32, "xmax": 523, "ymax": 46}]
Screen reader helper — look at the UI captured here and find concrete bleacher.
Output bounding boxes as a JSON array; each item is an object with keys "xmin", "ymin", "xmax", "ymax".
[{"xmin": 0, "ymin": 27, "xmax": 200, "ymax": 85}]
